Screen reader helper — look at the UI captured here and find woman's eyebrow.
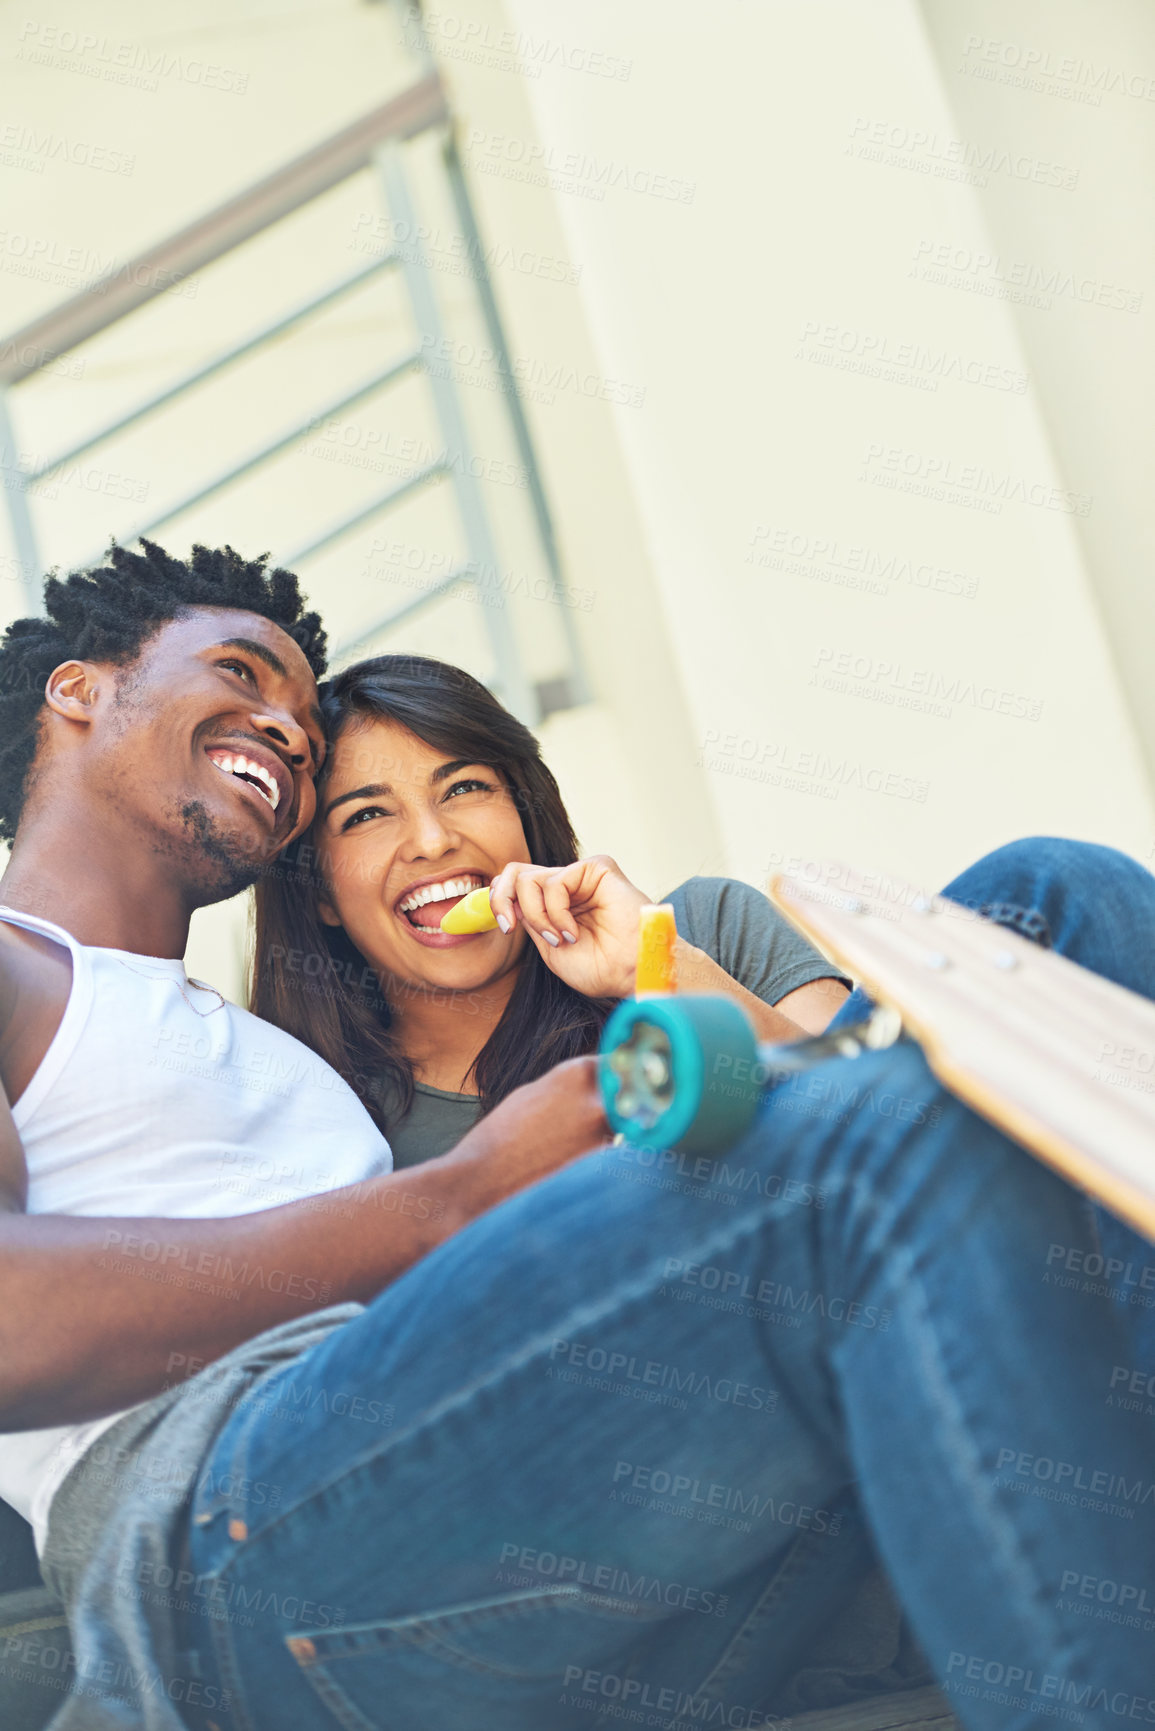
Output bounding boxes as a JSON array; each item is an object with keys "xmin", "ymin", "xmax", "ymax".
[
  {"xmin": 323, "ymin": 762, "xmax": 492, "ymax": 818},
  {"xmin": 430, "ymin": 759, "xmax": 488, "ymax": 784},
  {"xmin": 323, "ymin": 782, "xmax": 392, "ymax": 819}
]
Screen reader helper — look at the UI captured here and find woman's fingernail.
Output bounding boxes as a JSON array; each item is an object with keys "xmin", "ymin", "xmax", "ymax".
[
  {"xmin": 542, "ymin": 930, "xmax": 560, "ymax": 947},
  {"xmin": 562, "ymin": 930, "xmax": 578, "ymax": 944},
  {"xmin": 497, "ymin": 914, "xmax": 512, "ymax": 934}
]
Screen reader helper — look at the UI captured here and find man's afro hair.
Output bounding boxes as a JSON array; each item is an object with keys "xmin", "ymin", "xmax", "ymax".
[{"xmin": 0, "ymin": 539, "xmax": 327, "ymax": 843}]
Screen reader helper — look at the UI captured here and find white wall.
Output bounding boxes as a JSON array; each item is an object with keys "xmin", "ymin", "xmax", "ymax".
[{"xmin": 482, "ymin": 0, "xmax": 1155, "ymax": 893}]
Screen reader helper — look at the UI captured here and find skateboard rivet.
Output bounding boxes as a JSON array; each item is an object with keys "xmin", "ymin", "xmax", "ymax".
[
  {"xmin": 992, "ymin": 951, "xmax": 1018, "ymax": 970},
  {"xmin": 923, "ymin": 951, "xmax": 950, "ymax": 970}
]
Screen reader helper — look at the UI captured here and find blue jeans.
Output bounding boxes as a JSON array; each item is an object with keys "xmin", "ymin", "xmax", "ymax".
[{"xmin": 177, "ymin": 840, "xmax": 1155, "ymax": 1731}]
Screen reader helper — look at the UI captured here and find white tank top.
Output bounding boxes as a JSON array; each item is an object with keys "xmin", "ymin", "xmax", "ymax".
[{"xmin": 0, "ymin": 906, "xmax": 393, "ymax": 1550}]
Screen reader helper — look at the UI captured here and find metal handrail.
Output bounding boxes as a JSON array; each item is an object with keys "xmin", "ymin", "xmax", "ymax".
[
  {"xmin": 281, "ymin": 461, "xmax": 448, "ymax": 569},
  {"xmin": 0, "ymin": 74, "xmax": 446, "ymax": 385},
  {"xmin": 27, "ymin": 253, "xmax": 400, "ymax": 482},
  {"xmin": 76, "ymin": 349, "xmax": 424, "ymax": 567},
  {"xmin": 0, "ymin": 59, "xmax": 589, "ymax": 720},
  {"xmin": 334, "ymin": 562, "xmax": 474, "ymax": 662}
]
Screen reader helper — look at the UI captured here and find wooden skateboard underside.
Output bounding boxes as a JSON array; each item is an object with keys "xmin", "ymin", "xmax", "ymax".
[{"xmin": 769, "ymin": 864, "xmax": 1155, "ymax": 1243}]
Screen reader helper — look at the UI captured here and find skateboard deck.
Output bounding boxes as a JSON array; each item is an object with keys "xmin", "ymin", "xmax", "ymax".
[{"xmin": 769, "ymin": 864, "xmax": 1155, "ymax": 1243}]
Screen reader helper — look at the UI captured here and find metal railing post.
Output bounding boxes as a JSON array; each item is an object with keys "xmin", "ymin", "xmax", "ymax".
[
  {"xmin": 0, "ymin": 392, "xmax": 42, "ymax": 611},
  {"xmin": 442, "ymin": 130, "xmax": 590, "ymax": 710},
  {"xmin": 376, "ymin": 139, "xmax": 539, "ymax": 727}
]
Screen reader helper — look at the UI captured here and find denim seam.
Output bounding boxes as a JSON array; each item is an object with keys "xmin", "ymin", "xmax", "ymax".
[
  {"xmin": 300, "ymin": 1584, "xmax": 666, "ymax": 1676},
  {"xmin": 293, "ymin": 1662, "xmax": 377, "ymax": 1731},
  {"xmin": 198, "ymin": 1182, "xmax": 855, "ymax": 1555},
  {"xmin": 192, "ymin": 1189, "xmax": 860, "ymax": 1720},
  {"xmin": 687, "ymin": 1524, "xmax": 846, "ymax": 1701},
  {"xmin": 204, "ymin": 1593, "xmax": 261, "ymax": 1731},
  {"xmin": 846, "ymin": 1223, "xmax": 1095, "ymax": 1681}
]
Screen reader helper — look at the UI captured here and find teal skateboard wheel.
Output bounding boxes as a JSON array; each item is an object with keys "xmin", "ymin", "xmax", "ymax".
[{"xmin": 599, "ymin": 995, "xmax": 761, "ymax": 1154}]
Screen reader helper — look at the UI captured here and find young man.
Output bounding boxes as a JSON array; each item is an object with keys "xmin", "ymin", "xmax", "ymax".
[{"xmin": 0, "ymin": 542, "xmax": 1151, "ymax": 1731}]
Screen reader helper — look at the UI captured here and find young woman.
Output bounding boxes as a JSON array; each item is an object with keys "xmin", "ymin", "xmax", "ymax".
[{"xmin": 252, "ymin": 653, "xmax": 848, "ymax": 1165}]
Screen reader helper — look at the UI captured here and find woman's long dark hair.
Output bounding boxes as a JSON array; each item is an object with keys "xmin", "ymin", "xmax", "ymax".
[{"xmin": 251, "ymin": 653, "xmax": 616, "ymax": 1131}]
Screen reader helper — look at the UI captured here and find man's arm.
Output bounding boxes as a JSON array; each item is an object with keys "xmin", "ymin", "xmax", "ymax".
[{"xmin": 0, "ymin": 1057, "xmax": 606, "ymax": 1431}]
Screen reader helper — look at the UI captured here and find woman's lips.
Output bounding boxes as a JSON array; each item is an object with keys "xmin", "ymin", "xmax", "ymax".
[{"xmin": 400, "ymin": 893, "xmax": 488, "ymax": 948}]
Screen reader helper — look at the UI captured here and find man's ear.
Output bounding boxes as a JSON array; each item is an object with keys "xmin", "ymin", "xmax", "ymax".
[{"xmin": 43, "ymin": 661, "xmax": 104, "ymax": 725}]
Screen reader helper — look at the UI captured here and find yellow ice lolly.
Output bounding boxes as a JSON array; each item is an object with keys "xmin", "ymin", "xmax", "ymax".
[
  {"xmin": 635, "ymin": 902, "xmax": 678, "ymax": 996},
  {"xmin": 440, "ymin": 885, "xmax": 500, "ymax": 934}
]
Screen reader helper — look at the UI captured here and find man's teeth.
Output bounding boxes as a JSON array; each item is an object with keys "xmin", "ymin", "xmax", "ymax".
[
  {"xmin": 210, "ymin": 752, "xmax": 281, "ymax": 811},
  {"xmin": 398, "ymin": 876, "xmax": 485, "ymax": 914}
]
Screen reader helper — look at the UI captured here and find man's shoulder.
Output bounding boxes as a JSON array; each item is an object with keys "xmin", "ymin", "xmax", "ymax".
[
  {"xmin": 0, "ymin": 918, "xmax": 73, "ymax": 1060},
  {"xmin": 221, "ymin": 996, "xmax": 359, "ymax": 1095}
]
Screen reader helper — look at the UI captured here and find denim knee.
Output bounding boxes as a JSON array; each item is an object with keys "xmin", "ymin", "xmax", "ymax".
[{"xmin": 941, "ymin": 837, "xmax": 1155, "ymax": 992}]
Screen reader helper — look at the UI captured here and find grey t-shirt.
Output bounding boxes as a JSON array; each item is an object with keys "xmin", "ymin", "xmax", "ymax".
[{"xmin": 387, "ymin": 875, "xmax": 844, "ymax": 1169}]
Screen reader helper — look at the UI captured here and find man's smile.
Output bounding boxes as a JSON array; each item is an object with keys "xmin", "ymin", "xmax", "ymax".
[{"xmin": 204, "ymin": 741, "xmax": 294, "ymax": 830}]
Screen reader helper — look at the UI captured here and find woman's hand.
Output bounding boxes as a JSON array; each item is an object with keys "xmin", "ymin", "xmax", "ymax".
[{"xmin": 487, "ymin": 855, "xmax": 650, "ymax": 1000}]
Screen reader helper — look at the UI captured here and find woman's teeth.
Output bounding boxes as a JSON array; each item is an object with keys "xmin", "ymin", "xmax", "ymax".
[{"xmin": 398, "ymin": 876, "xmax": 485, "ymax": 916}]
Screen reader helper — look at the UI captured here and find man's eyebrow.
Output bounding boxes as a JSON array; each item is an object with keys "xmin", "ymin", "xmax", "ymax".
[
  {"xmin": 324, "ymin": 782, "xmax": 392, "ymax": 820},
  {"xmin": 216, "ymin": 638, "xmax": 324, "ymax": 767},
  {"xmin": 216, "ymin": 637, "xmax": 288, "ymax": 679}
]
